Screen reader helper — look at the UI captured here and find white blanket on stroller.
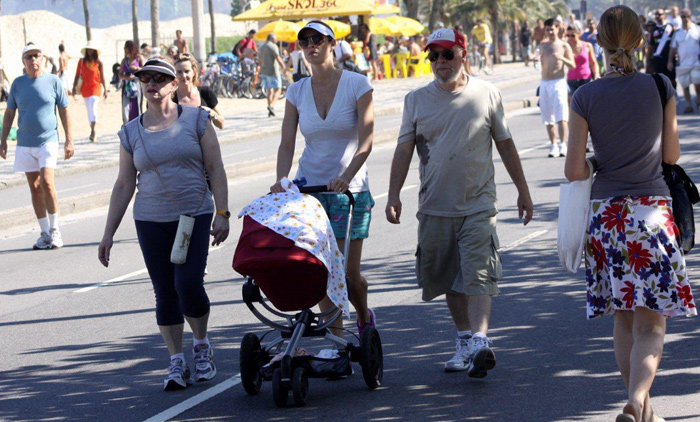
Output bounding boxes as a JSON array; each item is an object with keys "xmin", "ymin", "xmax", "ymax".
[{"xmin": 239, "ymin": 191, "xmax": 350, "ymax": 316}]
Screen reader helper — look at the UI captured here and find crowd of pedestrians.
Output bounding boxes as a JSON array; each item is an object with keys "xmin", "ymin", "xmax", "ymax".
[{"xmin": 0, "ymin": 6, "xmax": 698, "ymax": 421}]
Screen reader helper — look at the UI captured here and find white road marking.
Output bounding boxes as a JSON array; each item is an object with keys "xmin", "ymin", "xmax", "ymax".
[
  {"xmin": 141, "ymin": 375, "xmax": 242, "ymax": 422},
  {"xmin": 222, "ymin": 149, "xmax": 253, "ymax": 159},
  {"xmin": 518, "ymin": 143, "xmax": 550, "ymax": 155},
  {"xmin": 374, "ymin": 184, "xmax": 418, "ymax": 199},
  {"xmin": 74, "ymin": 268, "xmax": 149, "ymax": 293},
  {"xmin": 74, "ymin": 244, "xmax": 228, "ymax": 293},
  {"xmin": 57, "ymin": 183, "xmax": 98, "ymax": 194},
  {"xmin": 500, "ymin": 230, "xmax": 548, "ymax": 252}
]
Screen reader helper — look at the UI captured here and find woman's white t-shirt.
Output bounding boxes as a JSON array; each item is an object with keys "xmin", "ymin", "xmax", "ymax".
[{"xmin": 285, "ymin": 70, "xmax": 373, "ymax": 192}]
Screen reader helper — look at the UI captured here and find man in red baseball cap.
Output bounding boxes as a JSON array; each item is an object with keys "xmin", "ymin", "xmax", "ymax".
[{"xmin": 386, "ymin": 27, "xmax": 533, "ymax": 379}]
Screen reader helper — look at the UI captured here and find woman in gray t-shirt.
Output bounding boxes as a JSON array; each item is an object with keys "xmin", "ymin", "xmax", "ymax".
[
  {"xmin": 565, "ymin": 6, "xmax": 696, "ymax": 422},
  {"xmin": 97, "ymin": 57, "xmax": 230, "ymax": 391}
]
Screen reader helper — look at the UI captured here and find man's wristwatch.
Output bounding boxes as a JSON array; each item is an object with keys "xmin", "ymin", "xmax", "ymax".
[{"xmin": 216, "ymin": 210, "xmax": 231, "ymax": 219}]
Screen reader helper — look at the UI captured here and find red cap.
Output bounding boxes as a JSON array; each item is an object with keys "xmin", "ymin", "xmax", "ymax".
[{"xmin": 424, "ymin": 28, "xmax": 466, "ymax": 51}]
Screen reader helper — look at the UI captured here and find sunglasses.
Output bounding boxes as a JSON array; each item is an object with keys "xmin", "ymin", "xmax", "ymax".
[
  {"xmin": 427, "ymin": 49, "xmax": 457, "ymax": 62},
  {"xmin": 23, "ymin": 53, "xmax": 41, "ymax": 60},
  {"xmin": 566, "ymin": 34, "xmax": 577, "ymax": 38},
  {"xmin": 138, "ymin": 72, "xmax": 172, "ymax": 84},
  {"xmin": 681, "ymin": 15, "xmax": 690, "ymax": 18},
  {"xmin": 298, "ymin": 34, "xmax": 328, "ymax": 49}
]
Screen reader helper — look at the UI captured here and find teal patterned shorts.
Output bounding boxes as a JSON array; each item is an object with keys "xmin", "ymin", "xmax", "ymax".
[{"xmin": 311, "ymin": 191, "xmax": 375, "ymax": 240}]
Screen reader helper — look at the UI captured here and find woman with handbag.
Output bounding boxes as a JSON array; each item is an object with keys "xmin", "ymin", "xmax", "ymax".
[
  {"xmin": 119, "ymin": 40, "xmax": 144, "ymax": 123},
  {"xmin": 98, "ymin": 57, "xmax": 230, "ymax": 391},
  {"xmin": 565, "ymin": 6, "xmax": 696, "ymax": 422},
  {"xmin": 72, "ymin": 43, "xmax": 108, "ymax": 141}
]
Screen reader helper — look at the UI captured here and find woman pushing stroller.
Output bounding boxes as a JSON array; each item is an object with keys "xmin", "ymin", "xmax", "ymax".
[{"xmin": 270, "ymin": 21, "xmax": 376, "ymax": 335}]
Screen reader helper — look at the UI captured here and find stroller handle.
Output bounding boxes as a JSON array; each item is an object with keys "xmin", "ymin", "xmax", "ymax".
[{"xmin": 298, "ymin": 186, "xmax": 355, "ymax": 209}]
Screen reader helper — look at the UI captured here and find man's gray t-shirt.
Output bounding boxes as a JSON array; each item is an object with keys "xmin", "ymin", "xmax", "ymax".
[
  {"xmin": 571, "ymin": 73, "xmax": 674, "ymax": 199},
  {"xmin": 118, "ymin": 105, "xmax": 215, "ymax": 222},
  {"xmin": 398, "ymin": 77, "xmax": 512, "ymax": 217},
  {"xmin": 259, "ymin": 41, "xmax": 280, "ymax": 77}
]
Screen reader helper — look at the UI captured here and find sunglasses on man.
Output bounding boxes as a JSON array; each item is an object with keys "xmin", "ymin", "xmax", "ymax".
[
  {"xmin": 298, "ymin": 34, "xmax": 328, "ymax": 49},
  {"xmin": 23, "ymin": 53, "xmax": 41, "ymax": 60},
  {"xmin": 138, "ymin": 72, "xmax": 172, "ymax": 84},
  {"xmin": 427, "ymin": 49, "xmax": 457, "ymax": 62}
]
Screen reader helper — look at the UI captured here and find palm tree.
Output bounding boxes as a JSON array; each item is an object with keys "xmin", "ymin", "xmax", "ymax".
[
  {"xmin": 403, "ymin": 0, "xmax": 420, "ymax": 20},
  {"xmin": 208, "ymin": 0, "xmax": 216, "ymax": 54},
  {"xmin": 151, "ymin": 0, "xmax": 160, "ymax": 49},
  {"xmin": 132, "ymin": 0, "xmax": 139, "ymax": 44},
  {"xmin": 428, "ymin": 0, "xmax": 444, "ymax": 32},
  {"xmin": 82, "ymin": 0, "xmax": 91, "ymax": 41}
]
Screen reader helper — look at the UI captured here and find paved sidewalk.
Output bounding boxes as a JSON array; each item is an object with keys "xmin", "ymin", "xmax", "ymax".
[{"xmin": 0, "ymin": 62, "xmax": 540, "ymax": 191}]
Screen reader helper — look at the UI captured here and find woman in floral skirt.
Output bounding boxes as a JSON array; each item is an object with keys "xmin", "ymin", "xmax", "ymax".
[{"xmin": 565, "ymin": 5, "xmax": 696, "ymax": 422}]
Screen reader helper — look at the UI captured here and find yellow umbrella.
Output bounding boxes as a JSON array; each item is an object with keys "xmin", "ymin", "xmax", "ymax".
[
  {"xmin": 385, "ymin": 16, "xmax": 425, "ymax": 36},
  {"xmin": 369, "ymin": 17, "xmax": 399, "ymax": 36},
  {"xmin": 298, "ymin": 20, "xmax": 352, "ymax": 38},
  {"xmin": 254, "ymin": 20, "xmax": 303, "ymax": 43},
  {"xmin": 233, "ymin": 0, "xmax": 375, "ymax": 21},
  {"xmin": 371, "ymin": 3, "xmax": 401, "ymax": 15}
]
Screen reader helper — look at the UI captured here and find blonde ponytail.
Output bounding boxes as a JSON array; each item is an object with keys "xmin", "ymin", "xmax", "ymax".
[{"xmin": 598, "ymin": 5, "xmax": 643, "ymax": 74}]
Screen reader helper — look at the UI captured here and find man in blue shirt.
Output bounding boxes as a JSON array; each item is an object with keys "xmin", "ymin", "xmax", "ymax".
[{"xmin": 0, "ymin": 44, "xmax": 74, "ymax": 249}]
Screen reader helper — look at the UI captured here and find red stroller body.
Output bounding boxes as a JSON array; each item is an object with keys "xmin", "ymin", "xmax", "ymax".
[{"xmin": 233, "ymin": 215, "xmax": 328, "ymax": 312}]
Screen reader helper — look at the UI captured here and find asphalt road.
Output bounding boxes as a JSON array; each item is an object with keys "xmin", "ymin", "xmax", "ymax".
[{"xmin": 2, "ymin": 107, "xmax": 700, "ymax": 422}]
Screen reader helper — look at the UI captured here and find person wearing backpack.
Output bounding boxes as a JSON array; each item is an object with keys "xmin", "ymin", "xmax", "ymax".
[
  {"xmin": 565, "ymin": 6, "xmax": 696, "ymax": 422},
  {"xmin": 233, "ymin": 30, "xmax": 258, "ymax": 59}
]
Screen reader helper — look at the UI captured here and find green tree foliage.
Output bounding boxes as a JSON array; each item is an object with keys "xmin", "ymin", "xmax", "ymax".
[{"xmin": 230, "ymin": 0, "xmax": 242, "ymax": 17}]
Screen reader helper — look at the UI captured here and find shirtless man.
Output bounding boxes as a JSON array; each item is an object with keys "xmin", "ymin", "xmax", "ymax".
[
  {"xmin": 173, "ymin": 30, "xmax": 189, "ymax": 55},
  {"xmin": 539, "ymin": 18, "xmax": 575, "ymax": 158},
  {"xmin": 58, "ymin": 42, "xmax": 71, "ymax": 95}
]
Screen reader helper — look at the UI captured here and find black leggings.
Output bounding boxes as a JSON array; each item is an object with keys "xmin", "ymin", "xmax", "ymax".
[{"xmin": 135, "ymin": 214, "xmax": 212, "ymax": 326}]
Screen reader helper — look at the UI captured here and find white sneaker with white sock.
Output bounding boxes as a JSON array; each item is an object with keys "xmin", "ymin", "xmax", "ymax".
[
  {"xmin": 49, "ymin": 228, "xmax": 63, "ymax": 249},
  {"xmin": 466, "ymin": 335, "xmax": 496, "ymax": 378},
  {"xmin": 33, "ymin": 231, "xmax": 53, "ymax": 250},
  {"xmin": 548, "ymin": 143, "xmax": 560, "ymax": 158},
  {"xmin": 559, "ymin": 143, "xmax": 568, "ymax": 157},
  {"xmin": 444, "ymin": 336, "xmax": 471, "ymax": 372}
]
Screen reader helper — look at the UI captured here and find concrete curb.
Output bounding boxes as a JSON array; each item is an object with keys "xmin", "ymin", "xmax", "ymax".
[{"xmin": 0, "ymin": 98, "xmax": 536, "ymax": 231}]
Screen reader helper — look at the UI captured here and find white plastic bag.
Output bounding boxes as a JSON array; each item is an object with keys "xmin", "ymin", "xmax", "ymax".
[{"xmin": 557, "ymin": 159, "xmax": 594, "ymax": 273}]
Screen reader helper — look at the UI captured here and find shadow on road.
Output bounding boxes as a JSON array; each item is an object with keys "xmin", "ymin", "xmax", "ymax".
[{"xmin": 2, "ymin": 236, "xmax": 698, "ymax": 422}]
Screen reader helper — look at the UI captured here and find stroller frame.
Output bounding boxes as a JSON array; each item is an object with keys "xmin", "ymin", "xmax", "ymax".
[{"xmin": 239, "ymin": 186, "xmax": 383, "ymax": 407}]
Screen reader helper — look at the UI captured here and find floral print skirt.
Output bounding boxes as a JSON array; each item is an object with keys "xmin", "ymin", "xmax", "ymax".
[{"xmin": 585, "ymin": 196, "xmax": 696, "ymax": 319}]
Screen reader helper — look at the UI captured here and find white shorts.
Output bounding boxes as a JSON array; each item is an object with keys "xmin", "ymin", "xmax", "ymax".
[
  {"xmin": 84, "ymin": 95, "xmax": 99, "ymax": 123},
  {"xmin": 59, "ymin": 72, "xmax": 71, "ymax": 90},
  {"xmin": 13, "ymin": 143, "xmax": 59, "ymax": 173},
  {"xmin": 676, "ymin": 66, "xmax": 700, "ymax": 88},
  {"xmin": 539, "ymin": 77, "xmax": 569, "ymax": 125}
]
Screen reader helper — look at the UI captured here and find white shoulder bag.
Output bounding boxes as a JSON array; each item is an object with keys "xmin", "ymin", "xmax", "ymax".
[{"xmin": 557, "ymin": 159, "xmax": 594, "ymax": 273}]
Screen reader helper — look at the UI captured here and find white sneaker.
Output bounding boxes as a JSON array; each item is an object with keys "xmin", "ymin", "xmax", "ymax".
[
  {"xmin": 559, "ymin": 143, "xmax": 568, "ymax": 157},
  {"xmin": 444, "ymin": 336, "xmax": 471, "ymax": 372},
  {"xmin": 49, "ymin": 228, "xmax": 63, "ymax": 249},
  {"xmin": 33, "ymin": 231, "xmax": 53, "ymax": 250},
  {"xmin": 548, "ymin": 143, "xmax": 559, "ymax": 158},
  {"xmin": 164, "ymin": 357, "xmax": 193, "ymax": 391},
  {"xmin": 193, "ymin": 343, "xmax": 217, "ymax": 382},
  {"xmin": 466, "ymin": 335, "xmax": 496, "ymax": 378}
]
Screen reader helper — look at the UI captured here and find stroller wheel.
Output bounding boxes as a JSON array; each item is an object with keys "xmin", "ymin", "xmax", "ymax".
[
  {"xmin": 272, "ymin": 368, "xmax": 289, "ymax": 407},
  {"xmin": 240, "ymin": 333, "xmax": 263, "ymax": 395},
  {"xmin": 291, "ymin": 367, "xmax": 309, "ymax": 407},
  {"xmin": 360, "ymin": 326, "xmax": 383, "ymax": 390}
]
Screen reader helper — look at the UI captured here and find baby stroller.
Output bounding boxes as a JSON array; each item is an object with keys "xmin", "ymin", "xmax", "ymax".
[{"xmin": 232, "ymin": 186, "xmax": 383, "ymax": 407}]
